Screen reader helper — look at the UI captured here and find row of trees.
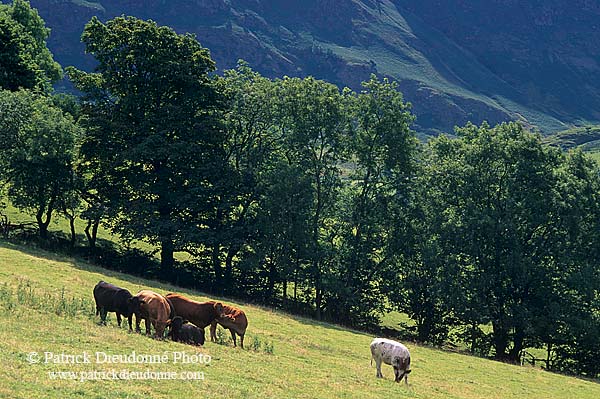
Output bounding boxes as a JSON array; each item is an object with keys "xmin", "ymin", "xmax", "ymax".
[
  {"xmin": 1, "ymin": 2, "xmax": 599, "ymax": 377},
  {"xmin": 66, "ymin": 16, "xmax": 418, "ymax": 329}
]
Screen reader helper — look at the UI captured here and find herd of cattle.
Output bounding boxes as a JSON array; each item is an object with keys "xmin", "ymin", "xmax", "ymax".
[
  {"xmin": 93, "ymin": 281, "xmax": 248, "ymax": 348},
  {"xmin": 93, "ymin": 280, "xmax": 412, "ymax": 384}
]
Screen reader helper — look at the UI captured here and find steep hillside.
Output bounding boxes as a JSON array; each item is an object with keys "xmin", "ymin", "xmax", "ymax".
[
  {"xmin": 544, "ymin": 125, "xmax": 600, "ymax": 150},
  {"xmin": 24, "ymin": 0, "xmax": 599, "ymax": 135},
  {"xmin": 544, "ymin": 125, "xmax": 600, "ymax": 165},
  {"xmin": 2, "ymin": 242, "xmax": 600, "ymax": 398},
  {"xmin": 397, "ymin": 0, "xmax": 600, "ymax": 122}
]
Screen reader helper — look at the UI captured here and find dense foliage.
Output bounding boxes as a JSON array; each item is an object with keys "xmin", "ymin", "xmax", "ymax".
[
  {"xmin": 1, "ymin": 7, "xmax": 599, "ymax": 378},
  {"xmin": 0, "ymin": 0, "xmax": 61, "ymax": 91},
  {"xmin": 67, "ymin": 16, "xmax": 225, "ymax": 271}
]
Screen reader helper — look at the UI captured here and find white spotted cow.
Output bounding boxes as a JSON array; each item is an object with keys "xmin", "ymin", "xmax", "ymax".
[{"xmin": 370, "ymin": 338, "xmax": 412, "ymax": 384}]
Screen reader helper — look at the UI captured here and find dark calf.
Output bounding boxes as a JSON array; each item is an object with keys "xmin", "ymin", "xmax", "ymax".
[
  {"xmin": 93, "ymin": 281, "xmax": 137, "ymax": 330},
  {"xmin": 168, "ymin": 316, "xmax": 205, "ymax": 346}
]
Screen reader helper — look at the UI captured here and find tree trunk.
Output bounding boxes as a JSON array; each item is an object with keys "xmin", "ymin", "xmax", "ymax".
[
  {"xmin": 313, "ymin": 169, "xmax": 323, "ymax": 320},
  {"xmin": 293, "ymin": 265, "xmax": 298, "ymax": 303},
  {"xmin": 212, "ymin": 242, "xmax": 222, "ymax": 287},
  {"xmin": 212, "ymin": 203, "xmax": 224, "ymax": 289},
  {"xmin": 69, "ymin": 216, "xmax": 76, "ymax": 248},
  {"xmin": 36, "ymin": 200, "xmax": 53, "ymax": 239},
  {"xmin": 315, "ymin": 272, "xmax": 322, "ymax": 320},
  {"xmin": 267, "ymin": 259, "xmax": 277, "ymax": 302},
  {"xmin": 492, "ymin": 320, "xmax": 510, "ymax": 360},
  {"xmin": 91, "ymin": 219, "xmax": 99, "ymax": 246},
  {"xmin": 85, "ymin": 218, "xmax": 100, "ymax": 249},
  {"xmin": 224, "ymin": 244, "xmax": 239, "ymax": 286},
  {"xmin": 36, "ymin": 217, "xmax": 49, "ymax": 239},
  {"xmin": 85, "ymin": 220, "xmax": 93, "ymax": 248},
  {"xmin": 508, "ymin": 326, "xmax": 525, "ymax": 364},
  {"xmin": 416, "ymin": 305, "xmax": 433, "ymax": 343},
  {"xmin": 160, "ymin": 237, "xmax": 175, "ymax": 271},
  {"xmin": 469, "ymin": 322, "xmax": 479, "ymax": 354}
]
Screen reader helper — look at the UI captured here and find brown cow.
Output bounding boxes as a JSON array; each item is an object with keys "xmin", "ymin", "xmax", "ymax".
[
  {"xmin": 165, "ymin": 293, "xmax": 226, "ymax": 332},
  {"xmin": 133, "ymin": 290, "xmax": 173, "ymax": 338},
  {"xmin": 209, "ymin": 301, "xmax": 248, "ymax": 349}
]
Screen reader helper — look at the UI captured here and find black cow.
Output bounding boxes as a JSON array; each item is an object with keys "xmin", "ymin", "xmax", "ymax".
[
  {"xmin": 93, "ymin": 281, "xmax": 140, "ymax": 330},
  {"xmin": 168, "ymin": 316, "xmax": 205, "ymax": 346}
]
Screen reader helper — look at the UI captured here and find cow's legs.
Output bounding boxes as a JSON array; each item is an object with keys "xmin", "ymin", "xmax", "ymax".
[
  {"xmin": 99, "ymin": 309, "xmax": 108, "ymax": 325},
  {"xmin": 151, "ymin": 319, "xmax": 158, "ymax": 338},
  {"xmin": 127, "ymin": 315, "xmax": 133, "ymax": 331},
  {"xmin": 229, "ymin": 329, "xmax": 237, "ymax": 347},
  {"xmin": 155, "ymin": 321, "xmax": 167, "ymax": 339},
  {"xmin": 239, "ymin": 333, "xmax": 245, "ymax": 349},
  {"xmin": 209, "ymin": 321, "xmax": 217, "ymax": 342},
  {"xmin": 135, "ymin": 314, "xmax": 142, "ymax": 333},
  {"xmin": 145, "ymin": 318, "xmax": 151, "ymax": 336},
  {"xmin": 116, "ymin": 313, "xmax": 122, "ymax": 327},
  {"xmin": 374, "ymin": 358, "xmax": 383, "ymax": 378}
]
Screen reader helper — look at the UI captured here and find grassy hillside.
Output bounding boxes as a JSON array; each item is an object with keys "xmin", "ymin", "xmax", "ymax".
[
  {"xmin": 543, "ymin": 125, "xmax": 600, "ymax": 165},
  {"xmin": 543, "ymin": 125, "xmax": 600, "ymax": 150},
  {"xmin": 0, "ymin": 200, "xmax": 193, "ymax": 262},
  {"xmin": 1, "ymin": 242, "xmax": 598, "ymax": 398}
]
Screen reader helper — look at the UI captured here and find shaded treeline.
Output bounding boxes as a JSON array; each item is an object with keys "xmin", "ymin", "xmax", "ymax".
[{"xmin": 1, "ymin": 2, "xmax": 599, "ymax": 377}]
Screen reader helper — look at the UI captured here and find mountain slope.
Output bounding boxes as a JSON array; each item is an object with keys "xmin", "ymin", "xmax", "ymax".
[
  {"xmin": 397, "ymin": 1, "xmax": 600, "ymax": 121},
  {"xmin": 2, "ymin": 242, "xmax": 600, "ymax": 398},
  {"xmin": 26, "ymin": 0, "xmax": 599, "ymax": 135},
  {"xmin": 544, "ymin": 125, "xmax": 600, "ymax": 150}
]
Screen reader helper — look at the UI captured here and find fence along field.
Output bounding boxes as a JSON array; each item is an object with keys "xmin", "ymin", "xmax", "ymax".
[{"xmin": 0, "ymin": 242, "xmax": 598, "ymax": 399}]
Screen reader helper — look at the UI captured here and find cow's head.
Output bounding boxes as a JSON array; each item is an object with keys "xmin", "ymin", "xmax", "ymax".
[
  {"xmin": 220, "ymin": 314, "xmax": 236, "ymax": 322},
  {"xmin": 167, "ymin": 316, "xmax": 184, "ymax": 339},
  {"xmin": 392, "ymin": 357, "xmax": 411, "ymax": 383},
  {"xmin": 127, "ymin": 296, "xmax": 145, "ymax": 315},
  {"xmin": 213, "ymin": 302, "xmax": 225, "ymax": 317}
]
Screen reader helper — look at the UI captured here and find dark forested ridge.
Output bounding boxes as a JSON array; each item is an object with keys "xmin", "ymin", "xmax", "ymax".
[{"xmin": 24, "ymin": 0, "xmax": 600, "ymax": 136}]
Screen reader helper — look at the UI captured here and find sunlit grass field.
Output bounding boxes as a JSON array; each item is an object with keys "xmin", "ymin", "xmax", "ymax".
[
  {"xmin": 0, "ymin": 242, "xmax": 598, "ymax": 398},
  {"xmin": 0, "ymin": 200, "xmax": 193, "ymax": 262}
]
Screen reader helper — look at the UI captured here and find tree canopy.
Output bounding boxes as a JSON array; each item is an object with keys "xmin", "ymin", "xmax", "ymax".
[
  {"xmin": 0, "ymin": 0, "xmax": 61, "ymax": 91},
  {"xmin": 0, "ymin": 89, "xmax": 78, "ymax": 237},
  {"xmin": 68, "ymin": 16, "xmax": 226, "ymax": 270}
]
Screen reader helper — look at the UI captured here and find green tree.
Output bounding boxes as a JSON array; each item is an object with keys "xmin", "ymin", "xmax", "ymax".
[
  {"xmin": 0, "ymin": 0, "xmax": 61, "ymax": 91},
  {"xmin": 68, "ymin": 16, "xmax": 226, "ymax": 270},
  {"xmin": 402, "ymin": 138, "xmax": 468, "ymax": 345},
  {"xmin": 200, "ymin": 62, "xmax": 280, "ymax": 290},
  {"xmin": 543, "ymin": 151, "xmax": 600, "ymax": 376},
  {"xmin": 0, "ymin": 90, "xmax": 78, "ymax": 238},
  {"xmin": 253, "ymin": 155, "xmax": 314, "ymax": 304},
  {"xmin": 334, "ymin": 75, "xmax": 417, "ymax": 327},
  {"xmin": 275, "ymin": 76, "xmax": 348, "ymax": 319},
  {"xmin": 0, "ymin": 86, "xmax": 29, "ymax": 169},
  {"xmin": 422, "ymin": 122, "xmax": 566, "ymax": 361}
]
